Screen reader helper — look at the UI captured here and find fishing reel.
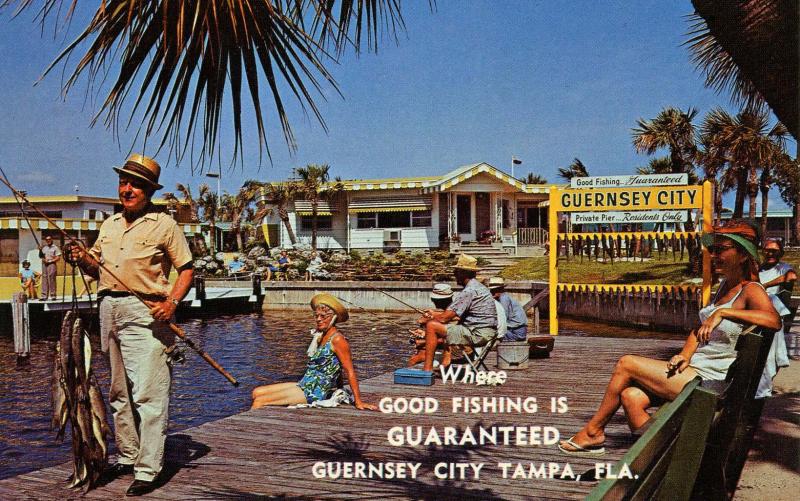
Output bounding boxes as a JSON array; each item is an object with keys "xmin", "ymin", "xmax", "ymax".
[
  {"xmin": 165, "ymin": 344, "xmax": 186, "ymax": 366},
  {"xmin": 62, "ymin": 241, "xmax": 83, "ymax": 266}
]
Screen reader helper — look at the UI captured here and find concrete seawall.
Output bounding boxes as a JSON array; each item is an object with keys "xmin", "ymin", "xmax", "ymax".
[{"xmin": 206, "ymin": 280, "xmax": 799, "ymax": 334}]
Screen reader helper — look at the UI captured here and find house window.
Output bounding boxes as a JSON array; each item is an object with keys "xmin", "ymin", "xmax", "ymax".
[
  {"xmin": 356, "ymin": 210, "xmax": 431, "ymax": 228},
  {"xmin": 356, "ymin": 212, "xmax": 377, "ymax": 228},
  {"xmin": 300, "ymin": 215, "xmax": 332, "ymax": 231},
  {"xmin": 411, "ymin": 210, "xmax": 432, "ymax": 228},
  {"xmin": 378, "ymin": 211, "xmax": 410, "ymax": 228}
]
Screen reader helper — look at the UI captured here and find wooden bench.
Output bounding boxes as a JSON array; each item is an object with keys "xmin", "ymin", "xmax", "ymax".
[
  {"xmin": 587, "ymin": 326, "xmax": 776, "ymax": 501},
  {"xmin": 586, "ymin": 378, "xmax": 717, "ymax": 501}
]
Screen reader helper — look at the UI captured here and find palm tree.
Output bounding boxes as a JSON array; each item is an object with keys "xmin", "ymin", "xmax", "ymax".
[
  {"xmin": 197, "ymin": 183, "xmax": 219, "ymax": 255},
  {"xmin": 524, "ymin": 173, "xmax": 548, "ymax": 184},
  {"xmin": 220, "ymin": 179, "xmax": 262, "ymax": 251},
  {"xmin": 632, "ymin": 107, "xmax": 699, "ymax": 175},
  {"xmin": 700, "ymin": 107, "xmax": 788, "ymax": 219},
  {"xmin": 773, "ymin": 159, "xmax": 800, "ymax": 245},
  {"xmin": 557, "ymin": 158, "xmax": 589, "ymax": 181},
  {"xmin": 636, "ymin": 156, "xmax": 700, "ymax": 184},
  {"xmin": 258, "ymin": 182, "xmax": 299, "ymax": 246},
  {"xmin": 294, "ymin": 164, "xmax": 343, "ymax": 251},
  {"xmin": 172, "ymin": 183, "xmax": 200, "ymax": 222},
  {"xmin": 5, "ymin": 1, "xmax": 410, "ymax": 165}
]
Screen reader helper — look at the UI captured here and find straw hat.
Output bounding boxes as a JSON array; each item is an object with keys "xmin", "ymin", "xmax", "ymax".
[
  {"xmin": 113, "ymin": 153, "xmax": 163, "ymax": 190},
  {"xmin": 430, "ymin": 283, "xmax": 454, "ymax": 300},
  {"xmin": 310, "ymin": 293, "xmax": 348, "ymax": 323},
  {"xmin": 453, "ymin": 253, "xmax": 480, "ymax": 271},
  {"xmin": 486, "ymin": 276, "xmax": 505, "ymax": 290}
]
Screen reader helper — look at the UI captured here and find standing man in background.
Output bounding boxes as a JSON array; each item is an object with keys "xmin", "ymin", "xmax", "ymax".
[
  {"xmin": 39, "ymin": 235, "xmax": 60, "ymax": 300},
  {"xmin": 72, "ymin": 153, "xmax": 193, "ymax": 496}
]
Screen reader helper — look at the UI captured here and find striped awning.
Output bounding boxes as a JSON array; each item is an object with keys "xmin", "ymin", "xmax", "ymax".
[
  {"xmin": 0, "ymin": 217, "xmax": 202, "ymax": 234},
  {"xmin": 348, "ymin": 196, "xmax": 432, "ymax": 213},
  {"xmin": 295, "ymin": 200, "xmax": 337, "ymax": 216}
]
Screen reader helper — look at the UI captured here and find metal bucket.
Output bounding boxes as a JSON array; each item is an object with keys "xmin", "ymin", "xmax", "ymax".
[{"xmin": 497, "ymin": 341, "xmax": 530, "ymax": 370}]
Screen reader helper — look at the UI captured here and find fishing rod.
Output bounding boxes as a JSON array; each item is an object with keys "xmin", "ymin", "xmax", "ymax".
[
  {"xmin": 0, "ymin": 167, "xmax": 239, "ymax": 386},
  {"xmin": 363, "ymin": 283, "xmax": 427, "ymax": 315},
  {"xmin": 336, "ymin": 296, "xmax": 418, "ymax": 333}
]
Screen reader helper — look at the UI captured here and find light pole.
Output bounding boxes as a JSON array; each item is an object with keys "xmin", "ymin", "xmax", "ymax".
[
  {"xmin": 205, "ymin": 171, "xmax": 221, "ymax": 208},
  {"xmin": 206, "ymin": 171, "xmax": 221, "ymax": 255}
]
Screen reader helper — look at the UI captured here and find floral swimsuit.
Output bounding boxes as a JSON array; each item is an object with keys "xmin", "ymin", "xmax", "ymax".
[{"xmin": 297, "ymin": 334, "xmax": 342, "ymax": 403}]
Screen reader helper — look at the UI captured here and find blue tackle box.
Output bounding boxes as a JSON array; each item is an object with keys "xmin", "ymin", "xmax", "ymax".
[{"xmin": 394, "ymin": 368, "xmax": 434, "ymax": 386}]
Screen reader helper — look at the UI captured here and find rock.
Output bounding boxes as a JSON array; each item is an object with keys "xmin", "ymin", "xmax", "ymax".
[
  {"xmin": 214, "ymin": 252, "xmax": 225, "ymax": 262},
  {"xmin": 205, "ymin": 261, "xmax": 219, "ymax": 272},
  {"xmin": 203, "ymin": 255, "xmax": 214, "ymax": 263},
  {"xmin": 248, "ymin": 246, "xmax": 267, "ymax": 259},
  {"xmin": 193, "ymin": 259, "xmax": 207, "ymax": 270}
]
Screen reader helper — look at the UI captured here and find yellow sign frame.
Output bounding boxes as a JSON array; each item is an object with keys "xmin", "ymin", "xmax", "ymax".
[{"xmin": 547, "ymin": 181, "xmax": 713, "ymax": 334}]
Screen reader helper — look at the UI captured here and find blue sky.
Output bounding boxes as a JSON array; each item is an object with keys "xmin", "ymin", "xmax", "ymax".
[{"xmin": 0, "ymin": 1, "xmax": 793, "ymax": 207}]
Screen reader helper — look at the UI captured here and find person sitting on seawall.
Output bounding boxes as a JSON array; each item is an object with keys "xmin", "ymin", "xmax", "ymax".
[
  {"xmin": 305, "ymin": 251, "xmax": 324, "ymax": 281},
  {"xmin": 227, "ymin": 255, "xmax": 246, "ymax": 277},
  {"xmin": 19, "ymin": 260, "xmax": 41, "ymax": 298},
  {"xmin": 265, "ymin": 249, "xmax": 292, "ymax": 281},
  {"xmin": 487, "ymin": 277, "xmax": 528, "ymax": 341},
  {"xmin": 558, "ymin": 220, "xmax": 780, "ymax": 456},
  {"xmin": 407, "ymin": 284, "xmax": 459, "ymax": 367},
  {"xmin": 251, "ymin": 293, "xmax": 377, "ymax": 410}
]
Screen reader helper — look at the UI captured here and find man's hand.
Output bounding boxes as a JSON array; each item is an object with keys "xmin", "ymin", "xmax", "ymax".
[
  {"xmin": 666, "ymin": 354, "xmax": 689, "ymax": 376},
  {"xmin": 148, "ymin": 299, "xmax": 177, "ymax": 322},
  {"xmin": 417, "ymin": 309, "xmax": 434, "ymax": 325}
]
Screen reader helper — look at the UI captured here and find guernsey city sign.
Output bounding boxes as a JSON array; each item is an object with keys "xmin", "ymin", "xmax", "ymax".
[
  {"xmin": 553, "ymin": 185, "xmax": 701, "ymax": 212},
  {"xmin": 570, "ymin": 173, "xmax": 688, "ymax": 189},
  {"xmin": 572, "ymin": 210, "xmax": 689, "ymax": 224}
]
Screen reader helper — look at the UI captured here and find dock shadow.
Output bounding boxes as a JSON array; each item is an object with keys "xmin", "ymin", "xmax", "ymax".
[
  {"xmin": 159, "ymin": 433, "xmax": 212, "ymax": 482},
  {"xmin": 279, "ymin": 424, "xmax": 505, "ymax": 500}
]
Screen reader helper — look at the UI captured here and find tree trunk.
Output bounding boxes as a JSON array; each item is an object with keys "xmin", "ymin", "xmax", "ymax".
[
  {"xmin": 794, "ymin": 197, "xmax": 800, "ymax": 246},
  {"xmin": 733, "ymin": 169, "xmax": 747, "ymax": 218},
  {"xmin": 311, "ymin": 200, "xmax": 318, "ymax": 251},
  {"xmin": 760, "ymin": 185, "xmax": 769, "ymax": 241},
  {"xmin": 209, "ymin": 220, "xmax": 216, "ymax": 256},
  {"xmin": 278, "ymin": 207, "xmax": 297, "ymax": 245},
  {"xmin": 747, "ymin": 168, "xmax": 759, "ymax": 220}
]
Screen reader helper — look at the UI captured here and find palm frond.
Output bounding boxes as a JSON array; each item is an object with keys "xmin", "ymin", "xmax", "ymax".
[{"xmin": 2, "ymin": 0, "xmax": 413, "ymax": 168}]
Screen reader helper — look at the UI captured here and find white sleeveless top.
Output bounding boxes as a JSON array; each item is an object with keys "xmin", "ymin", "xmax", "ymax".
[{"xmin": 689, "ymin": 281, "xmax": 760, "ymax": 381}]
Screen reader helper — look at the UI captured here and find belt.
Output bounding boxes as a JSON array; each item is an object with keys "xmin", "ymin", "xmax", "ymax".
[{"xmin": 98, "ymin": 290, "xmax": 167, "ymax": 302}]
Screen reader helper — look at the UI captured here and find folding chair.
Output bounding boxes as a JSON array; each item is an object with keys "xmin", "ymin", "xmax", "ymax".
[{"xmin": 464, "ymin": 329, "xmax": 501, "ymax": 372}]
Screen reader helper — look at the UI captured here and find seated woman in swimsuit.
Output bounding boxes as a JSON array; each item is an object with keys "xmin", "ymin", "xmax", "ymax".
[
  {"xmin": 251, "ymin": 293, "xmax": 377, "ymax": 411},
  {"xmin": 559, "ymin": 220, "xmax": 780, "ymax": 456}
]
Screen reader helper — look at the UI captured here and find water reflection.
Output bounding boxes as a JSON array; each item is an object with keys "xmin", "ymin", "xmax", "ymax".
[
  {"xmin": 0, "ymin": 309, "xmax": 671, "ymax": 479},
  {"xmin": 0, "ymin": 310, "xmax": 417, "ymax": 479}
]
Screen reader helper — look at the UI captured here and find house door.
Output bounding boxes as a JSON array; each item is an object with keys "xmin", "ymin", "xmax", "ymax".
[{"xmin": 456, "ymin": 194, "xmax": 474, "ymax": 241}]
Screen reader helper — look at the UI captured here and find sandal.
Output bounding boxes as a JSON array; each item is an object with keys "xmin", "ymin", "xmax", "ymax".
[{"xmin": 558, "ymin": 437, "xmax": 606, "ymax": 456}]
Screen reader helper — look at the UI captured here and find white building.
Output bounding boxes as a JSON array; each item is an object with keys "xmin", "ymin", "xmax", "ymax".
[{"xmin": 260, "ymin": 162, "xmax": 551, "ymax": 254}]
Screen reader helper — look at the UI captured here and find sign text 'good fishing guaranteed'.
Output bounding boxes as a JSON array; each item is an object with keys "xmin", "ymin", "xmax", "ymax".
[
  {"xmin": 554, "ymin": 185, "xmax": 702, "ymax": 212},
  {"xmin": 570, "ymin": 173, "xmax": 688, "ymax": 189}
]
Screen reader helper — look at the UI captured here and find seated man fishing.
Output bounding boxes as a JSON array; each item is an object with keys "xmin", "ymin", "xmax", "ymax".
[
  {"xmin": 408, "ymin": 283, "xmax": 458, "ymax": 367},
  {"xmin": 417, "ymin": 254, "xmax": 498, "ymax": 371}
]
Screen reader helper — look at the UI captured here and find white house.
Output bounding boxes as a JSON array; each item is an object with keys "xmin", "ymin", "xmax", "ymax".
[{"xmin": 260, "ymin": 162, "xmax": 551, "ymax": 254}]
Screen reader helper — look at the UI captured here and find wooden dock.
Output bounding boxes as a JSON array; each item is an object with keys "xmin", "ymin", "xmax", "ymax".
[{"xmin": 0, "ymin": 336, "xmax": 683, "ymax": 500}]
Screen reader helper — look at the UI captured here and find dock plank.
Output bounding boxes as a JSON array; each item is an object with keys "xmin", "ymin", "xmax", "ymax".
[{"xmin": 0, "ymin": 336, "xmax": 682, "ymax": 500}]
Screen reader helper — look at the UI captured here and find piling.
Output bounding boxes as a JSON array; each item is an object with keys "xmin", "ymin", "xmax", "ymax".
[{"xmin": 11, "ymin": 292, "xmax": 30, "ymax": 364}]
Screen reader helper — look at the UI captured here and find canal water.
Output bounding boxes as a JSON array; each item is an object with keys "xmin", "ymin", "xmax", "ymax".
[{"xmin": 0, "ymin": 310, "xmax": 679, "ymax": 480}]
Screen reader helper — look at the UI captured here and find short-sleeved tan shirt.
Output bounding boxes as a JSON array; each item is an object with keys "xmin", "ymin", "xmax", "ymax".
[{"xmin": 90, "ymin": 211, "xmax": 193, "ymax": 297}]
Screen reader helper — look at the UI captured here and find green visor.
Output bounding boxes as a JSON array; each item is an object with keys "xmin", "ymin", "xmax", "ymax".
[{"xmin": 700, "ymin": 233, "xmax": 759, "ymax": 260}]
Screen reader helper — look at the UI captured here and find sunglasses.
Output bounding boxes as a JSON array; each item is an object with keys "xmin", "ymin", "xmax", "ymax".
[{"xmin": 707, "ymin": 244, "xmax": 736, "ymax": 255}]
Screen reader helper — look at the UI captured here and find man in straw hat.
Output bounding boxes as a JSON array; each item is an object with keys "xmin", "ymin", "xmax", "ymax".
[
  {"xmin": 486, "ymin": 277, "xmax": 528, "ymax": 341},
  {"xmin": 72, "ymin": 153, "xmax": 193, "ymax": 496},
  {"xmin": 417, "ymin": 254, "xmax": 497, "ymax": 371}
]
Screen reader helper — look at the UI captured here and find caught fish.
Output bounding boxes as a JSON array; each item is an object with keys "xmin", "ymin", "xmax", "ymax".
[{"xmin": 52, "ymin": 312, "xmax": 108, "ymax": 491}]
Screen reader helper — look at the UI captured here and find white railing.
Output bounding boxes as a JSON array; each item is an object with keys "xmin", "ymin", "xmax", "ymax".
[{"xmin": 517, "ymin": 227, "xmax": 548, "ymax": 246}]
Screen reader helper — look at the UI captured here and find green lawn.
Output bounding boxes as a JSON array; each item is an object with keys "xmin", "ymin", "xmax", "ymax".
[{"xmin": 502, "ymin": 249, "xmax": 800, "ymax": 285}]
